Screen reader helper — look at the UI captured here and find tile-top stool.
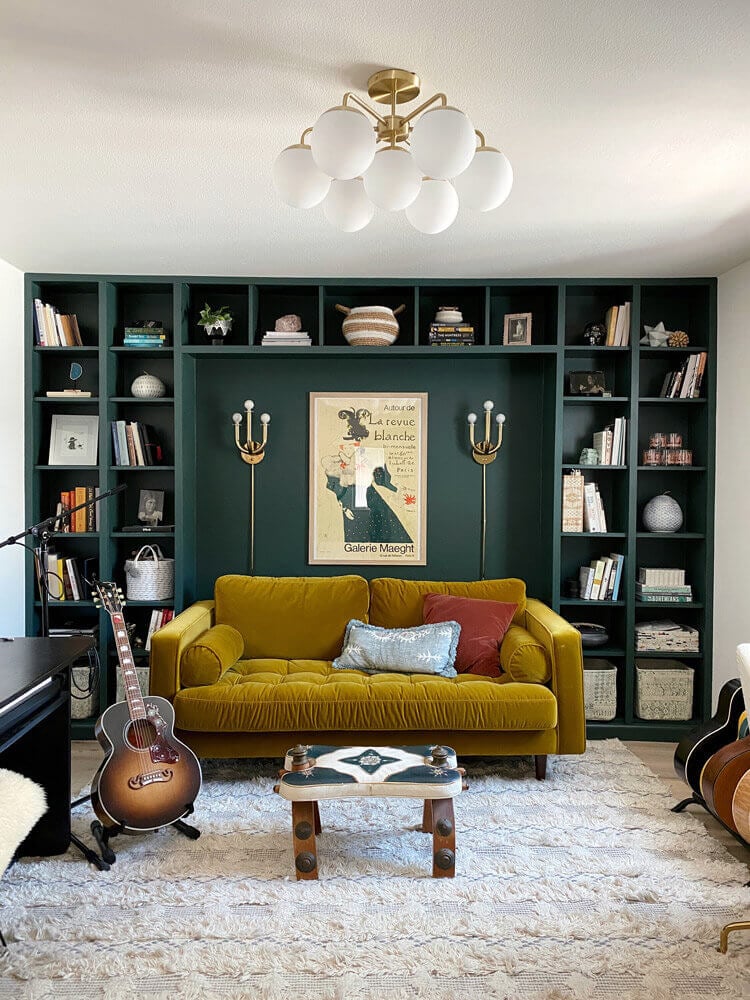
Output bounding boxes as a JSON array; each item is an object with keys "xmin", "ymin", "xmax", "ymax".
[{"xmin": 274, "ymin": 744, "xmax": 465, "ymax": 880}]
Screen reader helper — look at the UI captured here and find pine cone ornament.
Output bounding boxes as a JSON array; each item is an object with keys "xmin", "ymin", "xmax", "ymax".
[{"xmin": 668, "ymin": 330, "xmax": 689, "ymax": 347}]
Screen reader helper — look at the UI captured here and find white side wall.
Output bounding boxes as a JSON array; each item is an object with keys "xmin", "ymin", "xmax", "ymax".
[
  {"xmin": 714, "ymin": 258, "xmax": 750, "ymax": 702},
  {"xmin": 0, "ymin": 259, "xmax": 25, "ymax": 636}
]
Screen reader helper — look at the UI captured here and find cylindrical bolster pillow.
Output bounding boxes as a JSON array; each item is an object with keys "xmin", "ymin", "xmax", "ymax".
[
  {"xmin": 499, "ymin": 625, "xmax": 551, "ymax": 684},
  {"xmin": 181, "ymin": 624, "xmax": 244, "ymax": 687}
]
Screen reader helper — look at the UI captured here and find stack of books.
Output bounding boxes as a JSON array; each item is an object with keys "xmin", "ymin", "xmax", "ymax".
[
  {"xmin": 635, "ymin": 620, "xmax": 700, "ymax": 653},
  {"xmin": 46, "ymin": 553, "xmax": 98, "ymax": 602},
  {"xmin": 55, "ymin": 487, "xmax": 101, "ymax": 532},
  {"xmin": 583, "ymin": 482, "xmax": 607, "ymax": 532},
  {"xmin": 33, "ymin": 299, "xmax": 83, "ymax": 346},
  {"xmin": 603, "ymin": 302, "xmax": 631, "ymax": 346},
  {"xmin": 577, "ymin": 552, "xmax": 625, "ymax": 601},
  {"xmin": 591, "ymin": 417, "xmax": 627, "ymax": 465},
  {"xmin": 428, "ymin": 324, "xmax": 475, "ymax": 346},
  {"xmin": 636, "ymin": 568, "xmax": 693, "ymax": 603},
  {"xmin": 261, "ymin": 331, "xmax": 312, "ymax": 347},
  {"xmin": 659, "ymin": 353, "xmax": 707, "ymax": 398},
  {"xmin": 146, "ymin": 608, "xmax": 174, "ymax": 650},
  {"xmin": 124, "ymin": 322, "xmax": 167, "ymax": 348},
  {"xmin": 110, "ymin": 421, "xmax": 163, "ymax": 466}
]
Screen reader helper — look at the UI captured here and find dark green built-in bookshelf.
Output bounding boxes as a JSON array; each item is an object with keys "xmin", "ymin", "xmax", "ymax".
[{"xmin": 24, "ymin": 276, "xmax": 716, "ymax": 741}]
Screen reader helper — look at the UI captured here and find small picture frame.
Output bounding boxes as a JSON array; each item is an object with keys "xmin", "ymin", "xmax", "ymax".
[
  {"xmin": 138, "ymin": 489, "xmax": 164, "ymax": 527},
  {"xmin": 48, "ymin": 414, "xmax": 99, "ymax": 466},
  {"xmin": 503, "ymin": 312, "xmax": 532, "ymax": 345},
  {"xmin": 568, "ymin": 370, "xmax": 607, "ymax": 396}
]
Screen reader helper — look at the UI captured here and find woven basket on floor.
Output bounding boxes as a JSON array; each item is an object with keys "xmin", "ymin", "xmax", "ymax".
[
  {"xmin": 583, "ymin": 659, "xmax": 618, "ymax": 721},
  {"xmin": 635, "ymin": 659, "xmax": 694, "ymax": 720}
]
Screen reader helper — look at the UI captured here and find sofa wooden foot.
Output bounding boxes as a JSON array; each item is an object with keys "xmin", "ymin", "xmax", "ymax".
[{"xmin": 535, "ymin": 755, "xmax": 547, "ymax": 781}]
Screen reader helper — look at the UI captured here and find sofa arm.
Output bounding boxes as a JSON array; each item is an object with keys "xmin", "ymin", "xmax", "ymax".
[
  {"xmin": 150, "ymin": 600, "xmax": 215, "ymax": 700},
  {"xmin": 524, "ymin": 599, "xmax": 585, "ymax": 754}
]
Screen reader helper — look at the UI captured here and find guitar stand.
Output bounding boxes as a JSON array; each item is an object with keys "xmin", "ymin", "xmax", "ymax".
[
  {"xmin": 90, "ymin": 804, "xmax": 200, "ymax": 865},
  {"xmin": 672, "ymin": 792, "xmax": 707, "ymax": 814}
]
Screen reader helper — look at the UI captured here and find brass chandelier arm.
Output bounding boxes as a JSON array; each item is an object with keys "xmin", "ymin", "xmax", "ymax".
[
  {"xmin": 474, "ymin": 129, "xmax": 486, "ymax": 148},
  {"xmin": 300, "ymin": 127, "xmax": 314, "ymax": 144},
  {"xmin": 341, "ymin": 92, "xmax": 388, "ymax": 126},
  {"xmin": 400, "ymin": 92, "xmax": 448, "ymax": 125}
]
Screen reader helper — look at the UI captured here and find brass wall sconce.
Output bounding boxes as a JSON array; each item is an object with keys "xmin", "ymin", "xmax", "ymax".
[
  {"xmin": 467, "ymin": 401, "xmax": 506, "ymax": 580},
  {"xmin": 232, "ymin": 399, "xmax": 270, "ymax": 575}
]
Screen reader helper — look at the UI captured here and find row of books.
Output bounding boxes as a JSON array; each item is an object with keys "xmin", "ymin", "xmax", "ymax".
[
  {"xmin": 635, "ymin": 620, "xmax": 699, "ymax": 652},
  {"xmin": 577, "ymin": 553, "xmax": 625, "ymax": 601},
  {"xmin": 33, "ymin": 299, "xmax": 84, "ymax": 346},
  {"xmin": 46, "ymin": 554, "xmax": 98, "ymax": 602},
  {"xmin": 658, "ymin": 353, "xmax": 707, "ymax": 398},
  {"xmin": 261, "ymin": 331, "xmax": 312, "ymax": 346},
  {"xmin": 592, "ymin": 418, "xmax": 627, "ymax": 465},
  {"xmin": 124, "ymin": 323, "xmax": 167, "ymax": 348},
  {"xmin": 145, "ymin": 608, "xmax": 174, "ymax": 650},
  {"xmin": 603, "ymin": 302, "xmax": 631, "ymax": 346},
  {"xmin": 110, "ymin": 421, "xmax": 164, "ymax": 466},
  {"xmin": 636, "ymin": 567, "xmax": 693, "ymax": 604},
  {"xmin": 561, "ymin": 472, "xmax": 609, "ymax": 532},
  {"xmin": 55, "ymin": 487, "xmax": 101, "ymax": 532},
  {"xmin": 429, "ymin": 324, "xmax": 475, "ymax": 346}
]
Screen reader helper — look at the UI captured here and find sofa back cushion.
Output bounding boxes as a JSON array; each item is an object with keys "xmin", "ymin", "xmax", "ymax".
[
  {"xmin": 369, "ymin": 578, "xmax": 527, "ymax": 629},
  {"xmin": 214, "ymin": 574, "xmax": 370, "ymax": 660}
]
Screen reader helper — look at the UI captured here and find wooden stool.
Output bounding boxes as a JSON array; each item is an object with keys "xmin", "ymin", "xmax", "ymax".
[{"xmin": 274, "ymin": 744, "xmax": 465, "ymax": 880}]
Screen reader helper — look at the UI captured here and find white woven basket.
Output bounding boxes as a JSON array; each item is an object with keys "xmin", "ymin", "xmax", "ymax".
[
  {"xmin": 583, "ymin": 659, "xmax": 617, "ymax": 721},
  {"xmin": 124, "ymin": 544, "xmax": 174, "ymax": 601},
  {"xmin": 635, "ymin": 659, "xmax": 694, "ymax": 720}
]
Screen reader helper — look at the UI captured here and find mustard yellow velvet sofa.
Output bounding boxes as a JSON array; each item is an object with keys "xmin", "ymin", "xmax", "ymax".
[{"xmin": 150, "ymin": 575, "xmax": 585, "ymax": 772}]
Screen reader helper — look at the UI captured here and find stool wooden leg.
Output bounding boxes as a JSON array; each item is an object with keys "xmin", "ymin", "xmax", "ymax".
[
  {"xmin": 535, "ymin": 755, "xmax": 547, "ymax": 781},
  {"xmin": 421, "ymin": 799, "xmax": 433, "ymax": 833},
  {"xmin": 430, "ymin": 798, "xmax": 455, "ymax": 878},
  {"xmin": 291, "ymin": 800, "xmax": 319, "ymax": 881},
  {"xmin": 313, "ymin": 801, "xmax": 322, "ymax": 834}
]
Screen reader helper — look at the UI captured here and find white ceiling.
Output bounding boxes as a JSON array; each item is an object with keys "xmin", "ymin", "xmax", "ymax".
[{"xmin": 1, "ymin": 0, "xmax": 748, "ymax": 278}]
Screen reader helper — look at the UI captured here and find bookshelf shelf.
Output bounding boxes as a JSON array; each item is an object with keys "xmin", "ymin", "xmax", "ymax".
[
  {"xmin": 635, "ymin": 651, "xmax": 703, "ymax": 659},
  {"xmin": 25, "ymin": 273, "xmax": 716, "ymax": 743},
  {"xmin": 636, "ymin": 601, "xmax": 704, "ymax": 609}
]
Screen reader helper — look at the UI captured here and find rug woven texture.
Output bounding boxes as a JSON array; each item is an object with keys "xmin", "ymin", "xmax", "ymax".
[{"xmin": 0, "ymin": 739, "xmax": 748, "ymax": 999}]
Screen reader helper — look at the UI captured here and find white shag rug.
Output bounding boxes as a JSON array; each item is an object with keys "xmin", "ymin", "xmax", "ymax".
[{"xmin": 0, "ymin": 740, "xmax": 748, "ymax": 999}]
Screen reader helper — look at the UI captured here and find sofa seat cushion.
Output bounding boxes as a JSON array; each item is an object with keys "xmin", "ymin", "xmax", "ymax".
[
  {"xmin": 173, "ymin": 658, "xmax": 558, "ymax": 734},
  {"xmin": 369, "ymin": 578, "xmax": 527, "ymax": 630}
]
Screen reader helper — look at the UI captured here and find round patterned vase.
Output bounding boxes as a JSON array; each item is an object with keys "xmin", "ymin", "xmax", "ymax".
[
  {"xmin": 642, "ymin": 493, "xmax": 684, "ymax": 533},
  {"xmin": 130, "ymin": 372, "xmax": 166, "ymax": 398}
]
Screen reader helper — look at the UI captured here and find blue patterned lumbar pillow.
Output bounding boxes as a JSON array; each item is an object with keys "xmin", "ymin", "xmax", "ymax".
[{"xmin": 332, "ymin": 619, "xmax": 461, "ymax": 677}]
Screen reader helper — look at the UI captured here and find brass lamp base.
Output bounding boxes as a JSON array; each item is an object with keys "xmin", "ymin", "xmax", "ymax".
[{"xmin": 367, "ymin": 68, "xmax": 421, "ymax": 105}]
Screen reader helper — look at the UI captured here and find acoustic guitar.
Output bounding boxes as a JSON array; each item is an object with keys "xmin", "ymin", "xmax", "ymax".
[
  {"xmin": 673, "ymin": 678, "xmax": 745, "ymax": 796},
  {"xmin": 91, "ymin": 580, "xmax": 202, "ymax": 833},
  {"xmin": 731, "ymin": 769, "xmax": 750, "ymax": 843},
  {"xmin": 700, "ymin": 736, "xmax": 750, "ymax": 833}
]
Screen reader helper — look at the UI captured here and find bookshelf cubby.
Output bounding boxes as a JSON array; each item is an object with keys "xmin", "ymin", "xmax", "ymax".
[{"xmin": 25, "ymin": 275, "xmax": 716, "ymax": 740}]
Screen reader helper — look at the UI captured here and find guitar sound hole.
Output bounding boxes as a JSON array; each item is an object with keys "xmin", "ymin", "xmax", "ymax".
[{"xmin": 125, "ymin": 720, "xmax": 158, "ymax": 750}]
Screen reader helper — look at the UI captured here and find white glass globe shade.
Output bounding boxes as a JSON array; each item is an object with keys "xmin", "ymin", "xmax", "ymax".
[
  {"xmin": 363, "ymin": 148, "xmax": 422, "ymax": 211},
  {"xmin": 310, "ymin": 107, "xmax": 376, "ymax": 180},
  {"xmin": 323, "ymin": 179, "xmax": 374, "ymax": 232},
  {"xmin": 410, "ymin": 106, "xmax": 477, "ymax": 179},
  {"xmin": 272, "ymin": 145, "xmax": 331, "ymax": 208},
  {"xmin": 405, "ymin": 179, "xmax": 459, "ymax": 234},
  {"xmin": 454, "ymin": 148, "xmax": 513, "ymax": 211}
]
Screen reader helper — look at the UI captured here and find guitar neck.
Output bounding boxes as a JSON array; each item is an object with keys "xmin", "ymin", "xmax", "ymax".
[{"xmin": 109, "ymin": 611, "xmax": 146, "ymax": 720}]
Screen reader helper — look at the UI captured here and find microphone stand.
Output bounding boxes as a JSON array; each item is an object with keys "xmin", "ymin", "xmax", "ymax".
[{"xmin": 0, "ymin": 484, "xmax": 127, "ymax": 870}]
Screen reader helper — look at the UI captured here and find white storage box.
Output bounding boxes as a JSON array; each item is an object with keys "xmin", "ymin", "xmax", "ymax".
[
  {"xmin": 583, "ymin": 659, "xmax": 617, "ymax": 721},
  {"xmin": 635, "ymin": 659, "xmax": 694, "ymax": 720},
  {"xmin": 71, "ymin": 664, "xmax": 98, "ymax": 719},
  {"xmin": 116, "ymin": 665, "xmax": 150, "ymax": 704}
]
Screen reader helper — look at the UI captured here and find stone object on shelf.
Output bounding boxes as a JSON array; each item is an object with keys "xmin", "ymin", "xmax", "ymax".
[
  {"xmin": 131, "ymin": 373, "xmax": 166, "ymax": 399},
  {"xmin": 642, "ymin": 493, "xmax": 684, "ymax": 533},
  {"xmin": 275, "ymin": 314, "xmax": 303, "ymax": 333}
]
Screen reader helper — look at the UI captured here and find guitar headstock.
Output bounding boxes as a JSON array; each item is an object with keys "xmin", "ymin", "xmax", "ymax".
[{"xmin": 92, "ymin": 579, "xmax": 126, "ymax": 615}]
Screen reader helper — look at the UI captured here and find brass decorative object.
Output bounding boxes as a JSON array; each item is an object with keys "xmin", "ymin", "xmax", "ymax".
[
  {"xmin": 232, "ymin": 399, "xmax": 270, "ymax": 575},
  {"xmin": 668, "ymin": 329, "xmax": 689, "ymax": 347},
  {"xmin": 467, "ymin": 401, "xmax": 506, "ymax": 580}
]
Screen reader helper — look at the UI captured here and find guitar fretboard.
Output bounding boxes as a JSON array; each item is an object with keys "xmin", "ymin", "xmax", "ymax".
[{"xmin": 111, "ymin": 612, "xmax": 146, "ymax": 720}]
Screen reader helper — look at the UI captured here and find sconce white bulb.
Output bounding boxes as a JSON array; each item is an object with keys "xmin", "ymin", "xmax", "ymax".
[
  {"xmin": 497, "ymin": 413, "xmax": 506, "ymax": 424},
  {"xmin": 483, "ymin": 400, "xmax": 494, "ymax": 411},
  {"xmin": 232, "ymin": 413, "xmax": 242, "ymax": 424},
  {"xmin": 260, "ymin": 413, "xmax": 270, "ymax": 424},
  {"xmin": 467, "ymin": 413, "xmax": 477, "ymax": 424},
  {"xmin": 244, "ymin": 399, "xmax": 254, "ymax": 411}
]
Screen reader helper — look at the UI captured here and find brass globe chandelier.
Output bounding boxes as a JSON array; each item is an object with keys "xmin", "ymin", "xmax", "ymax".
[{"xmin": 272, "ymin": 68, "xmax": 513, "ymax": 234}]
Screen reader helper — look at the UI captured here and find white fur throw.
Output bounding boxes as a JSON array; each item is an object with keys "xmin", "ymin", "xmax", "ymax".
[{"xmin": 0, "ymin": 769, "xmax": 46, "ymax": 874}]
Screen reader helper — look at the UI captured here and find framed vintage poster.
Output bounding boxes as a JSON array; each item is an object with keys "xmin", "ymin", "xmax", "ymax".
[{"xmin": 309, "ymin": 392, "xmax": 427, "ymax": 565}]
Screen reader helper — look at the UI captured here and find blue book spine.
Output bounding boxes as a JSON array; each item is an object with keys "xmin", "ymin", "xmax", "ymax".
[{"xmin": 111, "ymin": 421, "xmax": 121, "ymax": 466}]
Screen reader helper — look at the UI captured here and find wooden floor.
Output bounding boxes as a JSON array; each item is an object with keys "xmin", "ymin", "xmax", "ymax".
[{"xmin": 71, "ymin": 740, "xmax": 750, "ymax": 868}]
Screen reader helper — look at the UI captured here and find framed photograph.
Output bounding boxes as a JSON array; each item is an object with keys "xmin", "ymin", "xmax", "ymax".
[
  {"xmin": 309, "ymin": 392, "xmax": 427, "ymax": 565},
  {"xmin": 48, "ymin": 414, "xmax": 99, "ymax": 466},
  {"xmin": 503, "ymin": 312, "xmax": 532, "ymax": 345},
  {"xmin": 138, "ymin": 489, "xmax": 164, "ymax": 526},
  {"xmin": 568, "ymin": 370, "xmax": 607, "ymax": 396}
]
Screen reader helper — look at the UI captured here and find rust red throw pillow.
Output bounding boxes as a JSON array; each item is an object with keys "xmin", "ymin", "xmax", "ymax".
[{"xmin": 423, "ymin": 593, "xmax": 517, "ymax": 677}]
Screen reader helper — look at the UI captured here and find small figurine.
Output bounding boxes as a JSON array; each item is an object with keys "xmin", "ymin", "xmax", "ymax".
[{"xmin": 582, "ymin": 322, "xmax": 606, "ymax": 346}]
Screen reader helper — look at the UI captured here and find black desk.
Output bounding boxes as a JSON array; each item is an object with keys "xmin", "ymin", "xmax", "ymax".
[{"xmin": 0, "ymin": 636, "xmax": 93, "ymax": 857}]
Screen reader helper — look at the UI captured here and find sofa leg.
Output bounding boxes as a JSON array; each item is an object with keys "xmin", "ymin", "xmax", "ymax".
[{"xmin": 534, "ymin": 755, "xmax": 547, "ymax": 781}]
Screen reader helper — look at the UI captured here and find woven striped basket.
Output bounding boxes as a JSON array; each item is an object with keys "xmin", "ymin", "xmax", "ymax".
[
  {"xmin": 336, "ymin": 304, "xmax": 405, "ymax": 347},
  {"xmin": 583, "ymin": 659, "xmax": 618, "ymax": 721}
]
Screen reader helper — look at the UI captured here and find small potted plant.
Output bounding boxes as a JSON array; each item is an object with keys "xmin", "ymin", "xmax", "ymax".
[{"xmin": 198, "ymin": 303, "xmax": 233, "ymax": 345}]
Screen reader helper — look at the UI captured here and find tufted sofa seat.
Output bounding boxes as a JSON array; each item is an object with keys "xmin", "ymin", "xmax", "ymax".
[{"xmin": 151, "ymin": 574, "xmax": 584, "ymax": 761}]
